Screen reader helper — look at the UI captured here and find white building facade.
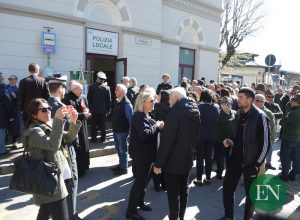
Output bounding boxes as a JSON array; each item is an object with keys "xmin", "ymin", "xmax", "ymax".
[{"xmin": 0, "ymin": 0, "xmax": 222, "ymax": 87}]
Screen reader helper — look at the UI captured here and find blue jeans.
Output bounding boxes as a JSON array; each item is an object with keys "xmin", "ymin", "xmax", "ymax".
[
  {"xmin": 113, "ymin": 132, "xmax": 129, "ymax": 169},
  {"xmin": 280, "ymin": 139, "xmax": 300, "ymax": 178},
  {"xmin": 0, "ymin": 128, "xmax": 7, "ymax": 154}
]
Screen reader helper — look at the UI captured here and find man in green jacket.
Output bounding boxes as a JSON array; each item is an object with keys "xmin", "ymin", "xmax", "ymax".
[
  {"xmin": 279, "ymin": 93, "xmax": 300, "ymax": 181},
  {"xmin": 215, "ymin": 97, "xmax": 236, "ymax": 179},
  {"xmin": 254, "ymin": 94, "xmax": 276, "ymax": 170}
]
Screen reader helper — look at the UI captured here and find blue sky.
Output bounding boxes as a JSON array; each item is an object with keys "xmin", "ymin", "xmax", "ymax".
[{"xmin": 238, "ymin": 0, "xmax": 300, "ymax": 73}]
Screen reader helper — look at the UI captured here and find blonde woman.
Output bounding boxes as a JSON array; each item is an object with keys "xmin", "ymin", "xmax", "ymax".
[{"xmin": 126, "ymin": 92, "xmax": 164, "ymax": 220}]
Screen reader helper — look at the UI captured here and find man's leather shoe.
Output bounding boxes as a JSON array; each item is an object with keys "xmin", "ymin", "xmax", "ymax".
[
  {"xmin": 265, "ymin": 163, "xmax": 276, "ymax": 170},
  {"xmin": 138, "ymin": 203, "xmax": 152, "ymax": 211},
  {"xmin": 111, "ymin": 165, "xmax": 120, "ymax": 171},
  {"xmin": 126, "ymin": 213, "xmax": 145, "ymax": 220},
  {"xmin": 113, "ymin": 168, "xmax": 128, "ymax": 175}
]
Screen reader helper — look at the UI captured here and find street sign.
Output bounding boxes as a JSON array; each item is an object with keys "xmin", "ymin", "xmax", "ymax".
[{"xmin": 265, "ymin": 54, "xmax": 276, "ymax": 67}]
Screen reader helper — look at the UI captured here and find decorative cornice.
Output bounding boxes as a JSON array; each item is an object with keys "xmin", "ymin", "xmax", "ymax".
[
  {"xmin": 163, "ymin": 0, "xmax": 222, "ymax": 22},
  {"xmin": 199, "ymin": 45, "xmax": 219, "ymax": 53},
  {"xmin": 122, "ymin": 27, "xmax": 162, "ymax": 40},
  {"xmin": 0, "ymin": 2, "xmax": 86, "ymax": 25}
]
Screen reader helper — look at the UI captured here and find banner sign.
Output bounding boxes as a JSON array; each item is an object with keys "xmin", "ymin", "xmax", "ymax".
[
  {"xmin": 42, "ymin": 32, "xmax": 56, "ymax": 54},
  {"xmin": 86, "ymin": 28, "xmax": 119, "ymax": 56}
]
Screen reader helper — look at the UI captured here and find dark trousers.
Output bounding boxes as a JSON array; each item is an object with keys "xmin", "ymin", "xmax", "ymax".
[
  {"xmin": 280, "ymin": 139, "xmax": 300, "ymax": 178},
  {"xmin": 127, "ymin": 161, "xmax": 152, "ymax": 214},
  {"xmin": 152, "ymin": 172, "xmax": 165, "ymax": 189},
  {"xmin": 164, "ymin": 172, "xmax": 189, "ymax": 220},
  {"xmin": 90, "ymin": 113, "xmax": 106, "ymax": 141},
  {"xmin": 223, "ymin": 155, "xmax": 258, "ymax": 220},
  {"xmin": 215, "ymin": 142, "xmax": 230, "ymax": 176},
  {"xmin": 36, "ymin": 198, "xmax": 69, "ymax": 220},
  {"xmin": 196, "ymin": 140, "xmax": 214, "ymax": 180},
  {"xmin": 65, "ymin": 144, "xmax": 79, "ymax": 218}
]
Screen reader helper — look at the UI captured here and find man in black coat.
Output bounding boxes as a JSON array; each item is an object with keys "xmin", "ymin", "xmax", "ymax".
[
  {"xmin": 87, "ymin": 71, "xmax": 111, "ymax": 143},
  {"xmin": 154, "ymin": 87, "xmax": 200, "ymax": 220},
  {"xmin": 17, "ymin": 63, "xmax": 50, "ymax": 123}
]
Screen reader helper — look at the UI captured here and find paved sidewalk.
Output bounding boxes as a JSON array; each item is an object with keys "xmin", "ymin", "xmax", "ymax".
[{"xmin": 1, "ymin": 140, "xmax": 300, "ymax": 220}]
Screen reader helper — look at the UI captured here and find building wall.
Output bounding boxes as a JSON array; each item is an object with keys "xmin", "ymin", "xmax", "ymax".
[
  {"xmin": 127, "ymin": 0, "xmax": 162, "ymax": 33},
  {"xmin": 0, "ymin": 11, "xmax": 84, "ymax": 80},
  {"xmin": 0, "ymin": 0, "xmax": 75, "ymax": 15},
  {"xmin": 122, "ymin": 33, "xmax": 161, "ymax": 87},
  {"xmin": 0, "ymin": 0, "xmax": 221, "ymax": 87},
  {"xmin": 160, "ymin": 43, "xmax": 180, "ymax": 86}
]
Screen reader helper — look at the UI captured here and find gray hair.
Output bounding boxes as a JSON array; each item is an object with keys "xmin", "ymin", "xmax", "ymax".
[
  {"xmin": 70, "ymin": 81, "xmax": 83, "ymax": 91},
  {"xmin": 170, "ymin": 87, "xmax": 186, "ymax": 100},
  {"xmin": 134, "ymin": 92, "xmax": 154, "ymax": 112},
  {"xmin": 116, "ymin": 83, "xmax": 127, "ymax": 95}
]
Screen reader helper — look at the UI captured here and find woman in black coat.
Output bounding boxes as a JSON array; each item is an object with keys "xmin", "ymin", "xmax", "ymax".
[
  {"xmin": 126, "ymin": 91, "xmax": 164, "ymax": 220},
  {"xmin": 152, "ymin": 90, "xmax": 170, "ymax": 191},
  {"xmin": 63, "ymin": 81, "xmax": 91, "ymax": 176}
]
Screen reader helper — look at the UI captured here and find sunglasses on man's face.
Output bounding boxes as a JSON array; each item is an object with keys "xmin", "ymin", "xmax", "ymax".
[
  {"xmin": 266, "ymin": 95, "xmax": 274, "ymax": 98},
  {"xmin": 8, "ymin": 78, "xmax": 16, "ymax": 81},
  {"xmin": 255, "ymin": 99, "xmax": 265, "ymax": 103},
  {"xmin": 39, "ymin": 106, "xmax": 52, "ymax": 113}
]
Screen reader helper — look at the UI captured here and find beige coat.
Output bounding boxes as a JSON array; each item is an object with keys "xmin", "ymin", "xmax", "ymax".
[{"xmin": 22, "ymin": 118, "xmax": 81, "ymax": 205}]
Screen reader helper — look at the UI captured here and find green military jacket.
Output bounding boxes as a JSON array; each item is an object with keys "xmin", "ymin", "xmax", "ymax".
[
  {"xmin": 280, "ymin": 106, "xmax": 300, "ymax": 141},
  {"xmin": 22, "ymin": 118, "xmax": 81, "ymax": 205},
  {"xmin": 262, "ymin": 106, "xmax": 276, "ymax": 144}
]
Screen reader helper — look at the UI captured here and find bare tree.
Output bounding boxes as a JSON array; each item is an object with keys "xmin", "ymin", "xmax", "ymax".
[{"xmin": 220, "ymin": 0, "xmax": 265, "ymax": 68}]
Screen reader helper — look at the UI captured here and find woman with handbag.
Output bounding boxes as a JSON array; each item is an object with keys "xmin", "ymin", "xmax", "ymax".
[{"xmin": 22, "ymin": 98, "xmax": 81, "ymax": 220}]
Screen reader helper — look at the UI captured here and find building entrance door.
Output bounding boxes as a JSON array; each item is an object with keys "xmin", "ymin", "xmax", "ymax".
[{"xmin": 86, "ymin": 54, "xmax": 127, "ymax": 99}]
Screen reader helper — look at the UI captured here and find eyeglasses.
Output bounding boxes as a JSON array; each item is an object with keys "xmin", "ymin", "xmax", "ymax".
[
  {"xmin": 266, "ymin": 96, "xmax": 274, "ymax": 98},
  {"xmin": 38, "ymin": 106, "xmax": 52, "ymax": 113},
  {"xmin": 255, "ymin": 99, "xmax": 265, "ymax": 103},
  {"xmin": 8, "ymin": 78, "xmax": 16, "ymax": 81}
]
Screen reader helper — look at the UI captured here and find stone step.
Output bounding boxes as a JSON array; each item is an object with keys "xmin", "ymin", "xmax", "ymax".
[{"xmin": 0, "ymin": 145, "xmax": 116, "ymax": 175}]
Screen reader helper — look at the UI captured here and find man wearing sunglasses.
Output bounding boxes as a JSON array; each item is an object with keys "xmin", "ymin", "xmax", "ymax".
[{"xmin": 254, "ymin": 94, "xmax": 276, "ymax": 171}]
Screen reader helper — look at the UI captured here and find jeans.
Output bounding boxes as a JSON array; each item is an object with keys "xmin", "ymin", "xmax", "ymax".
[
  {"xmin": 196, "ymin": 140, "xmax": 214, "ymax": 180},
  {"xmin": 36, "ymin": 198, "xmax": 69, "ymax": 220},
  {"xmin": 164, "ymin": 172, "xmax": 189, "ymax": 220},
  {"xmin": 280, "ymin": 139, "xmax": 300, "ymax": 178},
  {"xmin": 113, "ymin": 132, "xmax": 129, "ymax": 169},
  {"xmin": 0, "ymin": 128, "xmax": 6, "ymax": 154}
]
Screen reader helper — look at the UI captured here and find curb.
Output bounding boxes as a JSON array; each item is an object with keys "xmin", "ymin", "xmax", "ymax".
[{"xmin": 0, "ymin": 147, "xmax": 116, "ymax": 175}]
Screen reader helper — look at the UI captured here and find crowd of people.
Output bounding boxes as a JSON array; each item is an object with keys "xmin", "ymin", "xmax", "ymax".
[{"xmin": 1, "ymin": 62, "xmax": 300, "ymax": 220}]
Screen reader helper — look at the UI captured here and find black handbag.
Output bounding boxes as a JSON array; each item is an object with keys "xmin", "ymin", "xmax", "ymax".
[{"xmin": 9, "ymin": 150, "xmax": 60, "ymax": 196}]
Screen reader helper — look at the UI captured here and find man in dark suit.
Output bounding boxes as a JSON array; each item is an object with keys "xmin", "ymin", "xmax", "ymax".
[
  {"xmin": 87, "ymin": 71, "xmax": 111, "ymax": 143},
  {"xmin": 17, "ymin": 63, "xmax": 50, "ymax": 123},
  {"xmin": 47, "ymin": 74, "xmax": 82, "ymax": 220}
]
